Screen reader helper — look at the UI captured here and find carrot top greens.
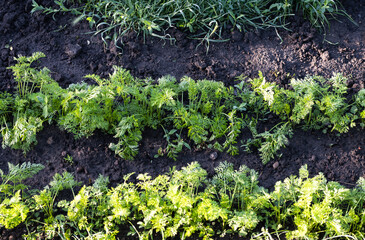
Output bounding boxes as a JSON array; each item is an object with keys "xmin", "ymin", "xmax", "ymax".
[
  {"xmin": 1, "ymin": 161, "xmax": 365, "ymax": 239},
  {"xmin": 1, "ymin": 53, "xmax": 364, "ymax": 164}
]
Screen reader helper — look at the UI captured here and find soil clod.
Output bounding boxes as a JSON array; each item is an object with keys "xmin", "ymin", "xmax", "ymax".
[{"xmin": 65, "ymin": 44, "xmax": 82, "ymax": 59}]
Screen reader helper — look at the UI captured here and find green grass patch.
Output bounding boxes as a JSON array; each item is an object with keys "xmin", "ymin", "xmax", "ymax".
[{"xmin": 31, "ymin": 0, "xmax": 355, "ymax": 44}]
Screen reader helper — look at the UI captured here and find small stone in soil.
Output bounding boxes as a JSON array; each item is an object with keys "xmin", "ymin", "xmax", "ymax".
[
  {"xmin": 61, "ymin": 151, "xmax": 67, "ymax": 157},
  {"xmin": 209, "ymin": 152, "xmax": 218, "ymax": 160},
  {"xmin": 76, "ymin": 166, "xmax": 84, "ymax": 173},
  {"xmin": 65, "ymin": 44, "xmax": 82, "ymax": 58},
  {"xmin": 273, "ymin": 161, "xmax": 279, "ymax": 169},
  {"xmin": 47, "ymin": 137, "xmax": 54, "ymax": 145}
]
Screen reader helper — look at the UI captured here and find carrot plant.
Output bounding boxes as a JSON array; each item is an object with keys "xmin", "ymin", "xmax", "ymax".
[
  {"xmin": 354, "ymin": 89, "xmax": 365, "ymax": 127},
  {"xmin": 2, "ymin": 161, "xmax": 365, "ymax": 239},
  {"xmin": 1, "ymin": 53, "xmax": 59, "ymax": 153},
  {"xmin": 58, "ymin": 81, "xmax": 116, "ymax": 138},
  {"xmin": 0, "ymin": 162, "xmax": 44, "ymax": 229},
  {"xmin": 250, "ymin": 72, "xmax": 357, "ymax": 133},
  {"xmin": 156, "ymin": 128, "xmax": 191, "ymax": 161},
  {"xmin": 1, "ymin": 53, "xmax": 364, "ymax": 164}
]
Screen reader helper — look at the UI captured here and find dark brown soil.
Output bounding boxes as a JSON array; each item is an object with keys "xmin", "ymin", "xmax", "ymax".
[{"xmin": 0, "ymin": 0, "xmax": 364, "ymax": 239}]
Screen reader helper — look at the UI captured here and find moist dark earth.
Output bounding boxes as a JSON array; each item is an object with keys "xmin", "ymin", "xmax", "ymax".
[{"xmin": 0, "ymin": 0, "xmax": 365, "ymax": 239}]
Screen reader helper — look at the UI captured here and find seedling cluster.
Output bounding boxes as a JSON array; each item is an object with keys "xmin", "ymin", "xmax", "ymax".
[
  {"xmin": 32, "ymin": 0, "xmax": 354, "ymax": 44},
  {"xmin": 1, "ymin": 53, "xmax": 364, "ymax": 165},
  {"xmin": 1, "ymin": 161, "xmax": 365, "ymax": 239}
]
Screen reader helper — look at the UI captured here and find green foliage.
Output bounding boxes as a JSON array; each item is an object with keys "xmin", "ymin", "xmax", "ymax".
[
  {"xmin": 291, "ymin": 0, "xmax": 356, "ymax": 29},
  {"xmin": 0, "ymin": 53, "xmax": 58, "ymax": 152},
  {"xmin": 2, "ymin": 161, "xmax": 365, "ymax": 238},
  {"xmin": 109, "ymin": 115, "xmax": 143, "ymax": 160},
  {"xmin": 0, "ymin": 162, "xmax": 44, "ymax": 229},
  {"xmin": 251, "ymin": 73, "xmax": 357, "ymax": 135},
  {"xmin": 67, "ymin": 186, "xmax": 91, "ymax": 229},
  {"xmin": 33, "ymin": 172, "xmax": 80, "ymax": 227},
  {"xmin": 228, "ymin": 210, "xmax": 260, "ymax": 237},
  {"xmin": 58, "ymin": 81, "xmax": 116, "ymax": 138},
  {"xmin": 2, "ymin": 39, "xmax": 365, "ymax": 240},
  {"xmin": 243, "ymin": 121, "xmax": 293, "ymax": 164},
  {"xmin": 265, "ymin": 165, "xmax": 365, "ymax": 239},
  {"xmin": 289, "ymin": 74, "xmax": 354, "ymax": 133},
  {"xmin": 7, "ymin": 52, "xmax": 50, "ymax": 97},
  {"xmin": 1, "ymin": 116, "xmax": 43, "ymax": 153},
  {"xmin": 2, "ymin": 54, "xmax": 365, "ymax": 165},
  {"xmin": 0, "ymin": 92, "xmax": 14, "ymax": 119},
  {"xmin": 0, "ymin": 162, "xmax": 44, "ymax": 196},
  {"xmin": 49, "ymin": 172, "xmax": 80, "ymax": 192},
  {"xmin": 151, "ymin": 87, "xmax": 176, "ymax": 109},
  {"xmin": 132, "ymin": 162, "xmax": 223, "ymax": 239},
  {"xmin": 186, "ymin": 113, "xmax": 210, "ymax": 145},
  {"xmin": 93, "ymin": 174, "xmax": 110, "ymax": 193},
  {"xmin": 156, "ymin": 128, "xmax": 191, "ymax": 161},
  {"xmin": 32, "ymin": 0, "xmax": 354, "ymax": 46},
  {"xmin": 257, "ymin": 123, "xmax": 293, "ymax": 164},
  {"xmin": 354, "ymin": 89, "xmax": 365, "ymax": 127},
  {"xmin": 222, "ymin": 110, "xmax": 242, "ymax": 155},
  {"xmin": 0, "ymin": 190, "xmax": 29, "ymax": 229},
  {"xmin": 211, "ymin": 161, "xmax": 265, "ymax": 209},
  {"xmin": 32, "ymin": 173, "xmax": 82, "ymax": 239}
]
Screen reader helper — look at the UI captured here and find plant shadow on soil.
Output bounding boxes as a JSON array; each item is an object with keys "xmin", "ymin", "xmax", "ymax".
[{"xmin": 0, "ymin": 0, "xmax": 365, "ymax": 239}]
